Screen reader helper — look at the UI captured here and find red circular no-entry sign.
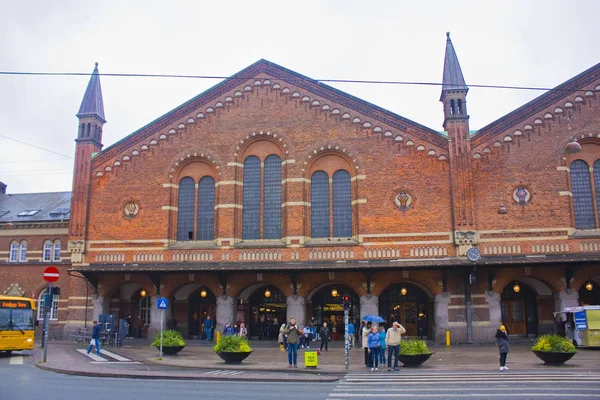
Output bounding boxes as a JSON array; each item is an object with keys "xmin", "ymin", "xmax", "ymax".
[{"xmin": 43, "ymin": 266, "xmax": 60, "ymax": 282}]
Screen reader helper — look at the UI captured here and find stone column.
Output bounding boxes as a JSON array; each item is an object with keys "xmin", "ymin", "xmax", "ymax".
[
  {"xmin": 286, "ymin": 296, "xmax": 306, "ymax": 327},
  {"xmin": 434, "ymin": 292, "xmax": 451, "ymax": 343},
  {"xmin": 91, "ymin": 294, "xmax": 106, "ymax": 322},
  {"xmin": 555, "ymin": 289, "xmax": 579, "ymax": 312},
  {"xmin": 216, "ymin": 296, "xmax": 235, "ymax": 333},
  {"xmin": 485, "ymin": 291, "xmax": 502, "ymax": 341},
  {"xmin": 359, "ymin": 294, "xmax": 379, "ymax": 322}
]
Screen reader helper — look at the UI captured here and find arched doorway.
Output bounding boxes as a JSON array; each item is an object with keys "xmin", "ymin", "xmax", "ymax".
[
  {"xmin": 188, "ymin": 287, "xmax": 216, "ymax": 339},
  {"xmin": 379, "ymin": 283, "xmax": 431, "ymax": 338},
  {"xmin": 311, "ymin": 285, "xmax": 359, "ymax": 341},
  {"xmin": 579, "ymin": 280, "xmax": 600, "ymax": 305},
  {"xmin": 249, "ymin": 286, "xmax": 286, "ymax": 339},
  {"xmin": 501, "ymin": 281, "xmax": 538, "ymax": 336}
]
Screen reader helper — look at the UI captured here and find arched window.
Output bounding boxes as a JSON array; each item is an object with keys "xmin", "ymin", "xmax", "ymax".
[
  {"xmin": 311, "ymin": 171, "xmax": 330, "ymax": 238},
  {"xmin": 9, "ymin": 241, "xmax": 18, "ymax": 262},
  {"xmin": 197, "ymin": 176, "xmax": 215, "ymax": 241},
  {"xmin": 333, "ymin": 170, "xmax": 352, "ymax": 237},
  {"xmin": 570, "ymin": 160, "xmax": 595, "ymax": 229},
  {"xmin": 37, "ymin": 289, "xmax": 59, "ymax": 320},
  {"xmin": 177, "ymin": 177, "xmax": 196, "ymax": 240},
  {"xmin": 43, "ymin": 240, "xmax": 52, "ymax": 262},
  {"xmin": 450, "ymin": 99, "xmax": 455, "ymax": 115},
  {"xmin": 594, "ymin": 160, "xmax": 600, "ymax": 219},
  {"xmin": 263, "ymin": 155, "xmax": 282, "ymax": 239},
  {"xmin": 457, "ymin": 99, "xmax": 463, "ymax": 114},
  {"xmin": 19, "ymin": 240, "xmax": 27, "ymax": 262},
  {"xmin": 139, "ymin": 296, "xmax": 151, "ymax": 325},
  {"xmin": 53, "ymin": 240, "xmax": 61, "ymax": 261},
  {"xmin": 242, "ymin": 156, "xmax": 261, "ymax": 240}
]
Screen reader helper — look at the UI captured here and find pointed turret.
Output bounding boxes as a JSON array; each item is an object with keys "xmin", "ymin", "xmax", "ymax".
[
  {"xmin": 77, "ymin": 62, "xmax": 106, "ymax": 122},
  {"xmin": 440, "ymin": 33, "xmax": 469, "ymax": 128},
  {"xmin": 69, "ymin": 63, "xmax": 106, "ymax": 261}
]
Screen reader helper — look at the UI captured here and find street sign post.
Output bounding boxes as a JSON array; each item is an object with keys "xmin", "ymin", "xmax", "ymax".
[
  {"xmin": 42, "ymin": 267, "xmax": 59, "ymax": 362},
  {"xmin": 157, "ymin": 298, "xmax": 168, "ymax": 358}
]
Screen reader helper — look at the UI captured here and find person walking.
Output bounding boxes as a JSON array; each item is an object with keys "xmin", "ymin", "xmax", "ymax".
[
  {"xmin": 202, "ymin": 315, "xmax": 213, "ymax": 340},
  {"xmin": 386, "ymin": 321, "xmax": 406, "ymax": 371},
  {"xmin": 496, "ymin": 325, "xmax": 510, "ymax": 371},
  {"xmin": 320, "ymin": 322, "xmax": 330, "ymax": 351},
  {"xmin": 87, "ymin": 320, "xmax": 101, "ymax": 355},
  {"xmin": 347, "ymin": 321, "xmax": 355, "ymax": 349},
  {"xmin": 362, "ymin": 321, "xmax": 372, "ymax": 367},
  {"xmin": 284, "ymin": 317, "xmax": 300, "ymax": 367},
  {"xmin": 238, "ymin": 322, "xmax": 248, "ymax": 339},
  {"xmin": 378, "ymin": 325, "xmax": 386, "ymax": 365},
  {"xmin": 368, "ymin": 325, "xmax": 381, "ymax": 371}
]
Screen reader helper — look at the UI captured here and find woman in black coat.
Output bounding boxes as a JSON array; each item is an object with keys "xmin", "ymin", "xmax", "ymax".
[{"xmin": 495, "ymin": 325, "xmax": 510, "ymax": 371}]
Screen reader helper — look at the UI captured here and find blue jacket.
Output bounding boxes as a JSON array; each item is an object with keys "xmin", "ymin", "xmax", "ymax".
[
  {"xmin": 92, "ymin": 323, "xmax": 101, "ymax": 339},
  {"xmin": 368, "ymin": 332, "xmax": 380, "ymax": 349},
  {"xmin": 347, "ymin": 323, "xmax": 355, "ymax": 335},
  {"xmin": 379, "ymin": 331, "xmax": 386, "ymax": 349},
  {"xmin": 223, "ymin": 325, "xmax": 235, "ymax": 336}
]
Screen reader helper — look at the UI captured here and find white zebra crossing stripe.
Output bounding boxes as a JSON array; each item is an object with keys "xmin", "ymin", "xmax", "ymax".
[
  {"xmin": 99, "ymin": 349, "xmax": 131, "ymax": 362},
  {"xmin": 203, "ymin": 370, "xmax": 245, "ymax": 376},
  {"xmin": 9, "ymin": 356, "xmax": 23, "ymax": 365},
  {"xmin": 76, "ymin": 349, "xmax": 108, "ymax": 361}
]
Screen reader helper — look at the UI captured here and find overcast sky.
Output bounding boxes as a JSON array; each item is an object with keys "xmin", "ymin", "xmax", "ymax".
[{"xmin": 1, "ymin": 0, "xmax": 599, "ymax": 194}]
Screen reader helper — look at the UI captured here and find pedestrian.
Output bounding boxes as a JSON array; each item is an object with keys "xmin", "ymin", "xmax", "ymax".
[
  {"xmin": 386, "ymin": 321, "xmax": 406, "ymax": 371},
  {"xmin": 362, "ymin": 321, "xmax": 372, "ymax": 367},
  {"xmin": 87, "ymin": 320, "xmax": 101, "ymax": 355},
  {"xmin": 320, "ymin": 322, "xmax": 330, "ymax": 351},
  {"xmin": 347, "ymin": 321, "xmax": 355, "ymax": 349},
  {"xmin": 368, "ymin": 325, "xmax": 380, "ymax": 371},
  {"xmin": 496, "ymin": 325, "xmax": 510, "ymax": 371},
  {"xmin": 223, "ymin": 322, "xmax": 234, "ymax": 336},
  {"xmin": 284, "ymin": 317, "xmax": 300, "ymax": 367},
  {"xmin": 302, "ymin": 325, "xmax": 311, "ymax": 348},
  {"xmin": 202, "ymin": 315, "xmax": 213, "ymax": 340},
  {"xmin": 378, "ymin": 325, "xmax": 386, "ymax": 365},
  {"xmin": 278, "ymin": 322, "xmax": 287, "ymax": 351},
  {"xmin": 238, "ymin": 322, "xmax": 248, "ymax": 339}
]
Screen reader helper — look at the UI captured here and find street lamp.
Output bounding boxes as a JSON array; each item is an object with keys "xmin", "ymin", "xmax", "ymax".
[
  {"xmin": 513, "ymin": 283, "xmax": 521, "ymax": 293},
  {"xmin": 264, "ymin": 288, "xmax": 271, "ymax": 298},
  {"xmin": 400, "ymin": 287, "xmax": 408, "ymax": 296},
  {"xmin": 200, "ymin": 289, "xmax": 207, "ymax": 298},
  {"xmin": 331, "ymin": 287, "xmax": 339, "ymax": 297},
  {"xmin": 586, "ymin": 281, "xmax": 594, "ymax": 291},
  {"xmin": 140, "ymin": 289, "xmax": 147, "ymax": 297}
]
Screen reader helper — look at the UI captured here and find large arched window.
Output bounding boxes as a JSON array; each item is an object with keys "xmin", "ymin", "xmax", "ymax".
[
  {"xmin": 241, "ymin": 155, "xmax": 282, "ymax": 240},
  {"xmin": 37, "ymin": 289, "xmax": 59, "ymax": 320},
  {"xmin": 242, "ymin": 156, "xmax": 261, "ymax": 240},
  {"xmin": 263, "ymin": 155, "xmax": 282, "ymax": 239},
  {"xmin": 197, "ymin": 176, "xmax": 215, "ymax": 240},
  {"xmin": 177, "ymin": 177, "xmax": 196, "ymax": 240},
  {"xmin": 333, "ymin": 170, "xmax": 352, "ymax": 237},
  {"xmin": 311, "ymin": 171, "xmax": 330, "ymax": 238},
  {"xmin": 570, "ymin": 160, "xmax": 595, "ymax": 229}
]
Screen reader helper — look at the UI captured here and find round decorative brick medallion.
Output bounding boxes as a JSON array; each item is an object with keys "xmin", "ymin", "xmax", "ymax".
[
  {"xmin": 394, "ymin": 192, "xmax": 412, "ymax": 211},
  {"xmin": 124, "ymin": 201, "xmax": 139, "ymax": 218}
]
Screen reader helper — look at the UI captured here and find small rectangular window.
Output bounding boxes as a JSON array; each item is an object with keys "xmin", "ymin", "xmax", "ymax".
[{"xmin": 52, "ymin": 242, "xmax": 61, "ymax": 261}]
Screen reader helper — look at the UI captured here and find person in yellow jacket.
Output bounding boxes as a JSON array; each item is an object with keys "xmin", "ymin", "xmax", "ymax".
[{"xmin": 385, "ymin": 321, "xmax": 406, "ymax": 371}]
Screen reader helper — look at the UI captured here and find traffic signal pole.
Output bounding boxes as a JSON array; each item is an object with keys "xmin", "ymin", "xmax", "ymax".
[{"xmin": 344, "ymin": 306, "xmax": 349, "ymax": 370}]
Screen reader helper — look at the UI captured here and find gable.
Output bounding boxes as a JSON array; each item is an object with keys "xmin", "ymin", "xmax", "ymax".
[{"xmin": 91, "ymin": 59, "xmax": 449, "ymax": 174}]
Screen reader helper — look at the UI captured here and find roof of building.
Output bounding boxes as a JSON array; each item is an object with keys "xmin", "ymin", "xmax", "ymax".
[
  {"xmin": 0, "ymin": 191, "xmax": 71, "ymax": 222},
  {"xmin": 441, "ymin": 32, "xmax": 468, "ymax": 97},
  {"xmin": 77, "ymin": 63, "xmax": 106, "ymax": 123}
]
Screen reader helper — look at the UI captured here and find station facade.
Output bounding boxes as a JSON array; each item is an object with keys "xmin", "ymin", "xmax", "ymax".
[{"xmin": 2, "ymin": 35, "xmax": 600, "ymax": 342}]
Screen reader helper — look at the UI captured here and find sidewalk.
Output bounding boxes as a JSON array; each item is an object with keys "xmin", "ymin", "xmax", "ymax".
[{"xmin": 33, "ymin": 338, "xmax": 600, "ymax": 382}]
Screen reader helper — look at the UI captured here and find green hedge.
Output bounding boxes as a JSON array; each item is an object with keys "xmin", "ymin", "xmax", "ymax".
[
  {"xmin": 531, "ymin": 334, "xmax": 576, "ymax": 353},
  {"xmin": 399, "ymin": 339, "xmax": 431, "ymax": 355},
  {"xmin": 151, "ymin": 330, "xmax": 185, "ymax": 347},
  {"xmin": 212, "ymin": 335, "xmax": 252, "ymax": 353}
]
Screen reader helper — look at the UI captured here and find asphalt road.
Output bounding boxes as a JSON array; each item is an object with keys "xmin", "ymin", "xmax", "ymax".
[{"xmin": 2, "ymin": 351, "xmax": 600, "ymax": 400}]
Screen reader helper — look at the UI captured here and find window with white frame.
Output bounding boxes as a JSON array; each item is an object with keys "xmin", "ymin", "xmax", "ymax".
[
  {"xmin": 52, "ymin": 240, "xmax": 61, "ymax": 261},
  {"xmin": 9, "ymin": 241, "xmax": 19, "ymax": 262},
  {"xmin": 139, "ymin": 296, "xmax": 151, "ymax": 325},
  {"xmin": 43, "ymin": 240, "xmax": 52, "ymax": 262},
  {"xmin": 37, "ymin": 290, "xmax": 59, "ymax": 320},
  {"xmin": 19, "ymin": 240, "xmax": 27, "ymax": 262}
]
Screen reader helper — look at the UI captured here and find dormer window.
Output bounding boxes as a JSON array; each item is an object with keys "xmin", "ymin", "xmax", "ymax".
[{"xmin": 17, "ymin": 210, "xmax": 40, "ymax": 217}]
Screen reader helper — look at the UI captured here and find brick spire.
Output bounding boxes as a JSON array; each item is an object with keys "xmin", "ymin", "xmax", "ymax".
[{"xmin": 77, "ymin": 62, "xmax": 106, "ymax": 123}]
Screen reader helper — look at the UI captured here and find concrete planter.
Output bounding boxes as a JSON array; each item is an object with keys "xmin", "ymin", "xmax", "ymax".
[
  {"xmin": 532, "ymin": 351, "xmax": 575, "ymax": 365},
  {"xmin": 216, "ymin": 351, "xmax": 252, "ymax": 364},
  {"xmin": 159, "ymin": 346, "xmax": 185, "ymax": 355},
  {"xmin": 398, "ymin": 353, "xmax": 433, "ymax": 367}
]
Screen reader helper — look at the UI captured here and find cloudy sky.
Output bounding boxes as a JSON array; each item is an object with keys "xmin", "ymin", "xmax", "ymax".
[{"xmin": 1, "ymin": 0, "xmax": 599, "ymax": 194}]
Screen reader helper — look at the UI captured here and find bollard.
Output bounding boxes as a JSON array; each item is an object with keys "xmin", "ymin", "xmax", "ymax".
[
  {"xmin": 216, "ymin": 331, "xmax": 221, "ymax": 345},
  {"xmin": 280, "ymin": 343, "xmax": 284, "ymax": 351},
  {"xmin": 445, "ymin": 329, "xmax": 451, "ymax": 346}
]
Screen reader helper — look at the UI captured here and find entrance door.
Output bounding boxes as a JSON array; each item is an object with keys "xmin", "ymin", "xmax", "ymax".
[
  {"xmin": 501, "ymin": 300, "xmax": 526, "ymax": 335},
  {"xmin": 190, "ymin": 304, "xmax": 215, "ymax": 338}
]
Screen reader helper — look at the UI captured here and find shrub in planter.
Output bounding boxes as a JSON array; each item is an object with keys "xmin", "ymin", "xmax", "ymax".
[
  {"xmin": 398, "ymin": 339, "xmax": 433, "ymax": 367},
  {"xmin": 531, "ymin": 334, "xmax": 576, "ymax": 365},
  {"xmin": 212, "ymin": 335, "xmax": 252, "ymax": 363},
  {"xmin": 151, "ymin": 330, "xmax": 186, "ymax": 355}
]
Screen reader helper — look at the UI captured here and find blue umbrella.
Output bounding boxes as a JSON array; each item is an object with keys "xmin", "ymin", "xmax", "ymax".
[{"xmin": 363, "ymin": 315, "xmax": 385, "ymax": 323}]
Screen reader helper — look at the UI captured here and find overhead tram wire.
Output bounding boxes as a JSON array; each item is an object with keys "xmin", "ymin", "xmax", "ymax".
[
  {"xmin": 0, "ymin": 70, "xmax": 594, "ymax": 94},
  {"xmin": 0, "ymin": 134, "xmax": 74, "ymax": 159}
]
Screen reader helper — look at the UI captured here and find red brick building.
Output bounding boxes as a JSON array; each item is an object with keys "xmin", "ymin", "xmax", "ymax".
[{"xmin": 3, "ymin": 34, "xmax": 600, "ymax": 342}]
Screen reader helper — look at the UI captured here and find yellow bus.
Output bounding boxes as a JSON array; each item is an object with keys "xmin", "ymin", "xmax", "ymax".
[{"xmin": 0, "ymin": 296, "xmax": 36, "ymax": 354}]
